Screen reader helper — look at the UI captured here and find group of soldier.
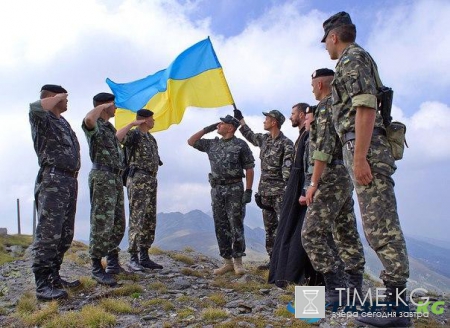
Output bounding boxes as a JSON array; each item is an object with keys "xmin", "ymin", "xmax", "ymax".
[
  {"xmin": 29, "ymin": 10, "xmax": 410, "ymax": 327},
  {"xmin": 188, "ymin": 11, "xmax": 410, "ymax": 328},
  {"xmin": 30, "ymin": 90, "xmax": 162, "ymax": 301}
]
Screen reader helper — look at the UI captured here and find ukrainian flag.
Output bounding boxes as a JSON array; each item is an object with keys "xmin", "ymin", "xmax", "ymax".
[{"xmin": 106, "ymin": 37, "xmax": 234, "ymax": 132}]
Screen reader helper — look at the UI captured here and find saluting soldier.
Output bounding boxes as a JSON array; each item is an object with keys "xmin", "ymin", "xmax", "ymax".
[
  {"xmin": 82, "ymin": 92, "xmax": 126, "ymax": 286},
  {"xmin": 322, "ymin": 12, "xmax": 410, "ymax": 327},
  {"xmin": 116, "ymin": 109, "xmax": 163, "ymax": 272},
  {"xmin": 234, "ymin": 109, "xmax": 294, "ymax": 270},
  {"xmin": 29, "ymin": 84, "xmax": 81, "ymax": 300},
  {"xmin": 188, "ymin": 115, "xmax": 255, "ymax": 275}
]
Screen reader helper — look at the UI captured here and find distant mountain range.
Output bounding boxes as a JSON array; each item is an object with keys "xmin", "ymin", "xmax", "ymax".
[{"xmin": 116, "ymin": 209, "xmax": 449, "ymax": 294}]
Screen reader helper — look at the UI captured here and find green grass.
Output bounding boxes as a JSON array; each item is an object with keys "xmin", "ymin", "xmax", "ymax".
[
  {"xmin": 45, "ymin": 305, "xmax": 116, "ymax": 328},
  {"xmin": 168, "ymin": 252, "xmax": 195, "ymax": 265},
  {"xmin": 0, "ymin": 234, "xmax": 33, "ymax": 265},
  {"xmin": 111, "ymin": 284, "xmax": 143, "ymax": 297},
  {"xmin": 100, "ymin": 298, "xmax": 135, "ymax": 314},
  {"xmin": 180, "ymin": 267, "xmax": 204, "ymax": 278},
  {"xmin": 201, "ymin": 307, "xmax": 229, "ymax": 322},
  {"xmin": 20, "ymin": 301, "xmax": 59, "ymax": 326},
  {"xmin": 140, "ymin": 298, "xmax": 175, "ymax": 311},
  {"xmin": 16, "ymin": 292, "xmax": 38, "ymax": 314}
]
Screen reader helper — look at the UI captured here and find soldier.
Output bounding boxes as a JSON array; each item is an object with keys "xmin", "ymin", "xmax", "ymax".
[
  {"xmin": 301, "ymin": 69, "xmax": 365, "ymax": 305},
  {"xmin": 234, "ymin": 109, "xmax": 294, "ymax": 270},
  {"xmin": 82, "ymin": 92, "xmax": 126, "ymax": 286},
  {"xmin": 116, "ymin": 109, "xmax": 163, "ymax": 271},
  {"xmin": 29, "ymin": 84, "xmax": 81, "ymax": 300},
  {"xmin": 188, "ymin": 115, "xmax": 255, "ymax": 275},
  {"xmin": 322, "ymin": 12, "xmax": 410, "ymax": 327}
]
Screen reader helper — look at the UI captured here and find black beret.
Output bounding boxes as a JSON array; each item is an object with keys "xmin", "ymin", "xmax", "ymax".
[
  {"xmin": 41, "ymin": 84, "xmax": 67, "ymax": 94},
  {"xmin": 137, "ymin": 109, "xmax": 154, "ymax": 117},
  {"xmin": 93, "ymin": 92, "xmax": 115, "ymax": 103},
  {"xmin": 312, "ymin": 68, "xmax": 334, "ymax": 79},
  {"xmin": 220, "ymin": 115, "xmax": 240, "ymax": 128},
  {"xmin": 305, "ymin": 105, "xmax": 317, "ymax": 114},
  {"xmin": 321, "ymin": 11, "xmax": 354, "ymax": 42}
]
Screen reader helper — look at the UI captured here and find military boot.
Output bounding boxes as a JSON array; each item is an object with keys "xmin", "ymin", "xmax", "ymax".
[
  {"xmin": 139, "ymin": 248, "xmax": 163, "ymax": 269},
  {"xmin": 51, "ymin": 269, "xmax": 81, "ymax": 289},
  {"xmin": 91, "ymin": 258, "xmax": 117, "ymax": 286},
  {"xmin": 35, "ymin": 271, "xmax": 68, "ymax": 301},
  {"xmin": 355, "ymin": 284, "xmax": 411, "ymax": 327},
  {"xmin": 128, "ymin": 253, "xmax": 145, "ymax": 272},
  {"xmin": 324, "ymin": 271, "xmax": 347, "ymax": 307},
  {"xmin": 105, "ymin": 251, "xmax": 126, "ymax": 274},
  {"xmin": 233, "ymin": 257, "xmax": 246, "ymax": 275},
  {"xmin": 213, "ymin": 258, "xmax": 234, "ymax": 275}
]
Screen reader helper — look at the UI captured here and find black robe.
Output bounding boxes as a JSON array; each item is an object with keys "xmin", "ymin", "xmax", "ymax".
[{"xmin": 268, "ymin": 129, "xmax": 324, "ymax": 287}]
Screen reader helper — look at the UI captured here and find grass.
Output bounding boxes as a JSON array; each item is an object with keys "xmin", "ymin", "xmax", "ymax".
[
  {"xmin": 0, "ymin": 234, "xmax": 33, "ymax": 265},
  {"xmin": 111, "ymin": 284, "xmax": 143, "ymax": 297},
  {"xmin": 140, "ymin": 298, "xmax": 175, "ymax": 311},
  {"xmin": 46, "ymin": 305, "xmax": 116, "ymax": 328},
  {"xmin": 100, "ymin": 298, "xmax": 135, "ymax": 314},
  {"xmin": 176, "ymin": 307, "xmax": 196, "ymax": 319},
  {"xmin": 274, "ymin": 305, "xmax": 293, "ymax": 318},
  {"xmin": 215, "ymin": 316, "xmax": 269, "ymax": 328},
  {"xmin": 148, "ymin": 247, "xmax": 166, "ymax": 255},
  {"xmin": 180, "ymin": 267, "xmax": 204, "ymax": 278},
  {"xmin": 148, "ymin": 281, "xmax": 168, "ymax": 294},
  {"xmin": 20, "ymin": 301, "xmax": 59, "ymax": 326},
  {"xmin": 183, "ymin": 246, "xmax": 195, "ymax": 253},
  {"xmin": 208, "ymin": 292, "xmax": 227, "ymax": 306},
  {"xmin": 16, "ymin": 292, "xmax": 38, "ymax": 314},
  {"xmin": 168, "ymin": 252, "xmax": 195, "ymax": 265},
  {"xmin": 201, "ymin": 307, "xmax": 229, "ymax": 322}
]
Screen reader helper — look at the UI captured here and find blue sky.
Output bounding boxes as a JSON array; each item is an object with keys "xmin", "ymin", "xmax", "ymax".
[{"xmin": 0, "ymin": 0, "xmax": 449, "ymax": 244}]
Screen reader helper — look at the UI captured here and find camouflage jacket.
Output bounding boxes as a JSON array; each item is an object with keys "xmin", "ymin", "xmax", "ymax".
[
  {"xmin": 122, "ymin": 129, "xmax": 160, "ymax": 173},
  {"xmin": 82, "ymin": 118, "xmax": 124, "ymax": 169},
  {"xmin": 193, "ymin": 136, "xmax": 255, "ymax": 181},
  {"xmin": 29, "ymin": 100, "xmax": 80, "ymax": 171},
  {"xmin": 331, "ymin": 42, "xmax": 385, "ymax": 140},
  {"xmin": 239, "ymin": 124, "xmax": 293, "ymax": 195},
  {"xmin": 309, "ymin": 95, "xmax": 343, "ymax": 167}
]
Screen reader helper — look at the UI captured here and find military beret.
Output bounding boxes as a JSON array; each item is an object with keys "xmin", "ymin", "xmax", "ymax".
[
  {"xmin": 41, "ymin": 84, "xmax": 67, "ymax": 94},
  {"xmin": 220, "ymin": 115, "xmax": 240, "ymax": 128},
  {"xmin": 93, "ymin": 92, "xmax": 115, "ymax": 103},
  {"xmin": 312, "ymin": 68, "xmax": 334, "ymax": 79},
  {"xmin": 321, "ymin": 11, "xmax": 354, "ymax": 42},
  {"xmin": 263, "ymin": 109, "xmax": 285, "ymax": 125},
  {"xmin": 137, "ymin": 109, "xmax": 154, "ymax": 117}
]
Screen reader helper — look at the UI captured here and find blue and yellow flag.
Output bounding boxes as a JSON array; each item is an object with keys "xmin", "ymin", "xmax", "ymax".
[{"xmin": 106, "ymin": 37, "xmax": 234, "ymax": 132}]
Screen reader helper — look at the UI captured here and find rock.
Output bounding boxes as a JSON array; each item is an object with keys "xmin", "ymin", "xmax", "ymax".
[{"xmin": 0, "ymin": 228, "xmax": 7, "ymax": 236}]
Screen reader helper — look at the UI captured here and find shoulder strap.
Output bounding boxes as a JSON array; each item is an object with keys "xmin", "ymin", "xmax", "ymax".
[{"xmin": 366, "ymin": 52, "xmax": 383, "ymax": 89}]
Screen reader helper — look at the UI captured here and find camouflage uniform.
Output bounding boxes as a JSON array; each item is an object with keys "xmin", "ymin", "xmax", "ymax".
[
  {"xmin": 82, "ymin": 118, "xmax": 125, "ymax": 259},
  {"xmin": 29, "ymin": 100, "xmax": 80, "ymax": 276},
  {"xmin": 193, "ymin": 136, "xmax": 255, "ymax": 258},
  {"xmin": 301, "ymin": 96, "xmax": 365, "ymax": 275},
  {"xmin": 122, "ymin": 129, "xmax": 160, "ymax": 254},
  {"xmin": 239, "ymin": 125, "xmax": 293, "ymax": 257},
  {"xmin": 331, "ymin": 43, "xmax": 409, "ymax": 285}
]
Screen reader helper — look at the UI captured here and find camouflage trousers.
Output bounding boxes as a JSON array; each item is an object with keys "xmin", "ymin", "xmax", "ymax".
[
  {"xmin": 302, "ymin": 164, "xmax": 365, "ymax": 275},
  {"xmin": 343, "ymin": 134, "xmax": 409, "ymax": 285},
  {"xmin": 211, "ymin": 182, "xmax": 246, "ymax": 259},
  {"xmin": 260, "ymin": 194, "xmax": 283, "ymax": 258},
  {"xmin": 126, "ymin": 171, "xmax": 157, "ymax": 253},
  {"xmin": 32, "ymin": 172, "xmax": 77, "ymax": 274},
  {"xmin": 88, "ymin": 170, "xmax": 125, "ymax": 259}
]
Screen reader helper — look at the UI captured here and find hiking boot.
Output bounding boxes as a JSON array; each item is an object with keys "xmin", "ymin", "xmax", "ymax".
[
  {"xmin": 91, "ymin": 258, "xmax": 117, "ymax": 286},
  {"xmin": 128, "ymin": 253, "xmax": 145, "ymax": 272},
  {"xmin": 105, "ymin": 251, "xmax": 126, "ymax": 274},
  {"xmin": 140, "ymin": 248, "xmax": 163, "ymax": 269},
  {"xmin": 51, "ymin": 271, "xmax": 81, "ymax": 289},
  {"xmin": 35, "ymin": 271, "xmax": 68, "ymax": 301},
  {"xmin": 213, "ymin": 258, "xmax": 234, "ymax": 275},
  {"xmin": 355, "ymin": 284, "xmax": 411, "ymax": 327},
  {"xmin": 233, "ymin": 257, "xmax": 246, "ymax": 275},
  {"xmin": 324, "ymin": 271, "xmax": 347, "ymax": 307}
]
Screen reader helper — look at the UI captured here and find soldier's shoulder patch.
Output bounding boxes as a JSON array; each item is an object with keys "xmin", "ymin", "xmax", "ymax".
[{"xmin": 342, "ymin": 56, "xmax": 351, "ymax": 65}]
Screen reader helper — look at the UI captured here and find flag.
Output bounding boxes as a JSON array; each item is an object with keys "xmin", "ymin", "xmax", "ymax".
[{"xmin": 106, "ymin": 37, "xmax": 234, "ymax": 132}]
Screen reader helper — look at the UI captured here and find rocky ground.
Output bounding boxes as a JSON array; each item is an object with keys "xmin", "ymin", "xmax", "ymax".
[{"xmin": 0, "ymin": 241, "xmax": 449, "ymax": 327}]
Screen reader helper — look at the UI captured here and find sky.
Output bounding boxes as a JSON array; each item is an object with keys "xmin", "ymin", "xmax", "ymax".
[{"xmin": 0, "ymin": 0, "xmax": 449, "ymax": 243}]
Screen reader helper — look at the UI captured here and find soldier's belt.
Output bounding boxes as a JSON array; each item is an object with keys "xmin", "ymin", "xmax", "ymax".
[
  {"xmin": 44, "ymin": 166, "xmax": 78, "ymax": 179},
  {"xmin": 342, "ymin": 127, "xmax": 385, "ymax": 145},
  {"xmin": 211, "ymin": 177, "xmax": 242, "ymax": 186},
  {"xmin": 92, "ymin": 163, "xmax": 123, "ymax": 176},
  {"xmin": 133, "ymin": 168, "xmax": 157, "ymax": 177}
]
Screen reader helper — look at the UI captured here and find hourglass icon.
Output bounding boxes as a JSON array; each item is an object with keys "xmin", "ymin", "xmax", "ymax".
[{"xmin": 302, "ymin": 289, "xmax": 319, "ymax": 315}]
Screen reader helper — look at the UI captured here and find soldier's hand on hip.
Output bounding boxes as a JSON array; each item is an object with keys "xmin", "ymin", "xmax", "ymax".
[{"xmin": 242, "ymin": 189, "xmax": 252, "ymax": 204}]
